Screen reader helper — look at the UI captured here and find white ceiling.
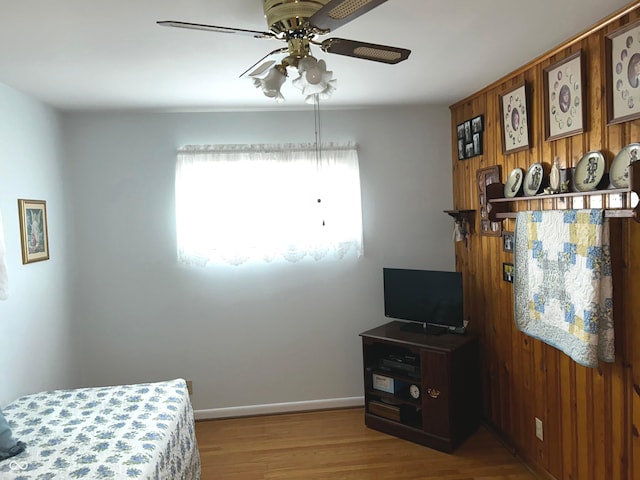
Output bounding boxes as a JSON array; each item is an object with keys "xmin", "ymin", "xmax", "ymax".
[{"xmin": 0, "ymin": 0, "xmax": 632, "ymax": 112}]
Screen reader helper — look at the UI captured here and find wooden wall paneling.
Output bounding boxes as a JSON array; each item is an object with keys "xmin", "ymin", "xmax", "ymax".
[
  {"xmin": 632, "ymin": 373, "xmax": 639, "ymax": 479},
  {"xmin": 611, "ymin": 362, "xmax": 628, "ymax": 480},
  {"xmin": 503, "ymin": 216, "xmax": 518, "ymax": 445},
  {"xmin": 545, "ymin": 347, "xmax": 563, "ymax": 477},
  {"xmin": 485, "ymin": 92, "xmax": 498, "ymax": 165},
  {"xmin": 498, "ymin": 302, "xmax": 513, "ymax": 439},
  {"xmin": 605, "ymin": 362, "xmax": 621, "ymax": 480},
  {"xmin": 592, "ymin": 365, "xmax": 609, "ymax": 479},
  {"xmin": 559, "ymin": 357, "xmax": 577, "ymax": 479},
  {"xmin": 629, "ymin": 222, "xmax": 640, "ymax": 479},
  {"xmin": 575, "ymin": 365, "xmax": 595, "ymax": 480},
  {"xmin": 448, "ymin": 3, "xmax": 640, "ymax": 480},
  {"xmin": 498, "ymin": 225, "xmax": 515, "ymax": 439},
  {"xmin": 492, "ymin": 231, "xmax": 509, "ymax": 435},
  {"xmin": 610, "ymin": 219, "xmax": 630, "ymax": 480},
  {"xmin": 538, "ymin": 56, "xmax": 555, "ymax": 180},
  {"xmin": 492, "ymin": 209, "xmax": 505, "ymax": 436},
  {"xmin": 520, "ymin": 333, "xmax": 535, "ymax": 459},
  {"xmin": 589, "ymin": 32, "xmax": 606, "ymax": 154},
  {"xmin": 509, "ymin": 302, "xmax": 524, "ymax": 448},
  {"xmin": 611, "ymin": 359, "xmax": 625, "ymax": 480},
  {"xmin": 528, "ymin": 68, "xmax": 542, "ymax": 167},
  {"xmin": 480, "ymin": 234, "xmax": 497, "ymax": 423},
  {"xmin": 532, "ymin": 340, "xmax": 547, "ymax": 469}
]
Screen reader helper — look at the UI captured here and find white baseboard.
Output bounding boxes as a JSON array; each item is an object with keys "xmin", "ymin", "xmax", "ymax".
[{"xmin": 194, "ymin": 396, "xmax": 364, "ymax": 420}]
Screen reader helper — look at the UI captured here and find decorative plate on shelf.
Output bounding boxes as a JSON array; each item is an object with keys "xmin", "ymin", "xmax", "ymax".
[
  {"xmin": 504, "ymin": 168, "xmax": 524, "ymax": 198},
  {"xmin": 609, "ymin": 143, "xmax": 640, "ymax": 188},
  {"xmin": 574, "ymin": 151, "xmax": 605, "ymax": 192},
  {"xmin": 523, "ymin": 163, "xmax": 544, "ymax": 196}
]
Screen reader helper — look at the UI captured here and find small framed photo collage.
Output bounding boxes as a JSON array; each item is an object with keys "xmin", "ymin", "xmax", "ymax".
[{"xmin": 457, "ymin": 115, "xmax": 484, "ymax": 160}]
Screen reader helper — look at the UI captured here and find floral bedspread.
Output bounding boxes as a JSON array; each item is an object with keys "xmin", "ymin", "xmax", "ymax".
[{"xmin": 0, "ymin": 378, "xmax": 200, "ymax": 479}]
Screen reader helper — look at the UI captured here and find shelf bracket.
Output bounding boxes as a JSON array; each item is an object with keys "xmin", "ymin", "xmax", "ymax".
[
  {"xmin": 444, "ymin": 210, "xmax": 475, "ymax": 230},
  {"xmin": 443, "ymin": 210, "xmax": 475, "ymax": 245}
]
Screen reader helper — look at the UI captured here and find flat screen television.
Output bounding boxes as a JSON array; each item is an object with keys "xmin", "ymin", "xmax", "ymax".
[{"xmin": 383, "ymin": 268, "xmax": 465, "ymax": 334}]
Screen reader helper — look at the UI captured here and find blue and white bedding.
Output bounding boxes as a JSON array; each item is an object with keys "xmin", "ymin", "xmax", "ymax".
[{"xmin": 0, "ymin": 378, "xmax": 200, "ymax": 480}]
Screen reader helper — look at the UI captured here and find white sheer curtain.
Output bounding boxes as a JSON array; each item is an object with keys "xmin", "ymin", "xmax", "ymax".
[{"xmin": 175, "ymin": 142, "xmax": 363, "ymax": 266}]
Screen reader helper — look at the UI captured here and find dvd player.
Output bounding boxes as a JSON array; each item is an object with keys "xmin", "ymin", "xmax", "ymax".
[{"xmin": 380, "ymin": 358, "xmax": 419, "ymax": 376}]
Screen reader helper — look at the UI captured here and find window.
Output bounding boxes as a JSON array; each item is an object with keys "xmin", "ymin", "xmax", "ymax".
[{"xmin": 175, "ymin": 143, "xmax": 363, "ymax": 266}]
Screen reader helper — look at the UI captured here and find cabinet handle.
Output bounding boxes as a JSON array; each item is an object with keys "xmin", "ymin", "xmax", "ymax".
[{"xmin": 427, "ymin": 388, "xmax": 441, "ymax": 399}]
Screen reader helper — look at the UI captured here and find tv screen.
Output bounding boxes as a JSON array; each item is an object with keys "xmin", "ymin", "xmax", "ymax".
[{"xmin": 383, "ymin": 268, "xmax": 464, "ymax": 332}]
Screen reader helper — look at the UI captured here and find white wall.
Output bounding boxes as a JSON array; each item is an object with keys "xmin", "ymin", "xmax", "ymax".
[
  {"xmin": 62, "ymin": 105, "xmax": 455, "ymax": 412},
  {"xmin": 0, "ymin": 83, "xmax": 73, "ymax": 406}
]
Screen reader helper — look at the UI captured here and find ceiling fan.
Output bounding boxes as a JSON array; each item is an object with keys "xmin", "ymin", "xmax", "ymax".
[{"xmin": 158, "ymin": 0, "xmax": 411, "ymax": 102}]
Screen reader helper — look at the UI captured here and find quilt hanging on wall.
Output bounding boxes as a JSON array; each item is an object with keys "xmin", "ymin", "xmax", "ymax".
[{"xmin": 514, "ymin": 209, "xmax": 614, "ymax": 368}]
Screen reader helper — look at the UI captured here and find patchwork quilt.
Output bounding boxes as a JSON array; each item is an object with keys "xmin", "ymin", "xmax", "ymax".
[{"xmin": 514, "ymin": 209, "xmax": 614, "ymax": 368}]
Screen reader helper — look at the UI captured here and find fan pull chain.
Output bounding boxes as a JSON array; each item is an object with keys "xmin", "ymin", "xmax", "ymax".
[{"xmin": 314, "ymin": 94, "xmax": 325, "ymax": 226}]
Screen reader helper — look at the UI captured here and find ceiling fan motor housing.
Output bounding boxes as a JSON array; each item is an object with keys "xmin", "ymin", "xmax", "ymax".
[{"xmin": 263, "ymin": 0, "xmax": 331, "ymax": 34}]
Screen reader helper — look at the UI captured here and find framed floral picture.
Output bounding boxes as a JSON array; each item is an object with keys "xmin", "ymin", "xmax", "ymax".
[
  {"xmin": 18, "ymin": 199, "xmax": 50, "ymax": 264},
  {"xmin": 499, "ymin": 82, "xmax": 530, "ymax": 154},
  {"xmin": 544, "ymin": 51, "xmax": 585, "ymax": 140},
  {"xmin": 606, "ymin": 19, "xmax": 640, "ymax": 124}
]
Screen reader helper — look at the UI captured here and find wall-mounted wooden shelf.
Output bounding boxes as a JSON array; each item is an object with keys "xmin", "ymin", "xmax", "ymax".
[
  {"xmin": 486, "ymin": 161, "xmax": 640, "ymax": 223},
  {"xmin": 443, "ymin": 210, "xmax": 475, "ymax": 224},
  {"xmin": 443, "ymin": 209, "xmax": 475, "ymax": 238}
]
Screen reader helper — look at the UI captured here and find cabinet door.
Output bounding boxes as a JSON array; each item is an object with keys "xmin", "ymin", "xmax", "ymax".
[{"xmin": 421, "ymin": 348, "xmax": 451, "ymax": 438}]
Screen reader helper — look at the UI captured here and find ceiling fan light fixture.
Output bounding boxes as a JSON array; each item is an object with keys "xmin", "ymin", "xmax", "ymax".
[
  {"xmin": 254, "ymin": 65, "xmax": 287, "ymax": 102},
  {"xmin": 302, "ymin": 57, "xmax": 324, "ymax": 84},
  {"xmin": 159, "ymin": 0, "xmax": 411, "ymax": 103},
  {"xmin": 293, "ymin": 57, "xmax": 336, "ymax": 98},
  {"xmin": 303, "ymin": 79, "xmax": 337, "ymax": 104}
]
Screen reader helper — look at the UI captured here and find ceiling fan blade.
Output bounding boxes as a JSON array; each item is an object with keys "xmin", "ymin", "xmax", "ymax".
[
  {"xmin": 320, "ymin": 38, "xmax": 410, "ymax": 64},
  {"xmin": 247, "ymin": 61, "xmax": 277, "ymax": 78},
  {"xmin": 157, "ymin": 21, "xmax": 275, "ymax": 39},
  {"xmin": 238, "ymin": 47, "xmax": 288, "ymax": 78},
  {"xmin": 309, "ymin": 0, "xmax": 388, "ymax": 32}
]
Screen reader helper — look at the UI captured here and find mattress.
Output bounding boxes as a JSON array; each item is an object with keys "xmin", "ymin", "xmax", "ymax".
[{"xmin": 0, "ymin": 378, "xmax": 200, "ymax": 479}]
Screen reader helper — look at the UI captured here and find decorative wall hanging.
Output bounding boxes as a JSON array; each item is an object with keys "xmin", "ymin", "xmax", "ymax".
[
  {"xmin": 610, "ymin": 142, "xmax": 640, "ymax": 188},
  {"xmin": 18, "ymin": 199, "xmax": 49, "ymax": 264},
  {"xmin": 502, "ymin": 262, "xmax": 514, "ymax": 283},
  {"xmin": 514, "ymin": 210, "xmax": 614, "ymax": 368},
  {"xmin": 504, "ymin": 168, "xmax": 524, "ymax": 198},
  {"xmin": 544, "ymin": 51, "xmax": 585, "ymax": 140},
  {"xmin": 606, "ymin": 18, "xmax": 640, "ymax": 124},
  {"xmin": 522, "ymin": 162, "xmax": 545, "ymax": 196},
  {"xmin": 499, "ymin": 82, "xmax": 530, "ymax": 154},
  {"xmin": 502, "ymin": 231, "xmax": 514, "ymax": 253},
  {"xmin": 476, "ymin": 165, "xmax": 502, "ymax": 236},
  {"xmin": 574, "ymin": 151, "xmax": 606, "ymax": 191},
  {"xmin": 456, "ymin": 115, "xmax": 483, "ymax": 159}
]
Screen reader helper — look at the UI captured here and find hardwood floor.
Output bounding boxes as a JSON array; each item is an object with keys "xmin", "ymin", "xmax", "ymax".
[{"xmin": 195, "ymin": 408, "xmax": 538, "ymax": 479}]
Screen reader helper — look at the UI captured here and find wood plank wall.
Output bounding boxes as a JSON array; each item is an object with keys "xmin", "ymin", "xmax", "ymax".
[{"xmin": 449, "ymin": 3, "xmax": 640, "ymax": 479}]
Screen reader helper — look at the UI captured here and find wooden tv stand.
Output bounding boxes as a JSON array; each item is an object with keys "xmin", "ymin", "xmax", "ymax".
[{"xmin": 359, "ymin": 321, "xmax": 481, "ymax": 452}]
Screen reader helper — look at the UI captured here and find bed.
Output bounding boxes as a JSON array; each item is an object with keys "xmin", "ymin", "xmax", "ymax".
[{"xmin": 0, "ymin": 378, "xmax": 200, "ymax": 479}]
